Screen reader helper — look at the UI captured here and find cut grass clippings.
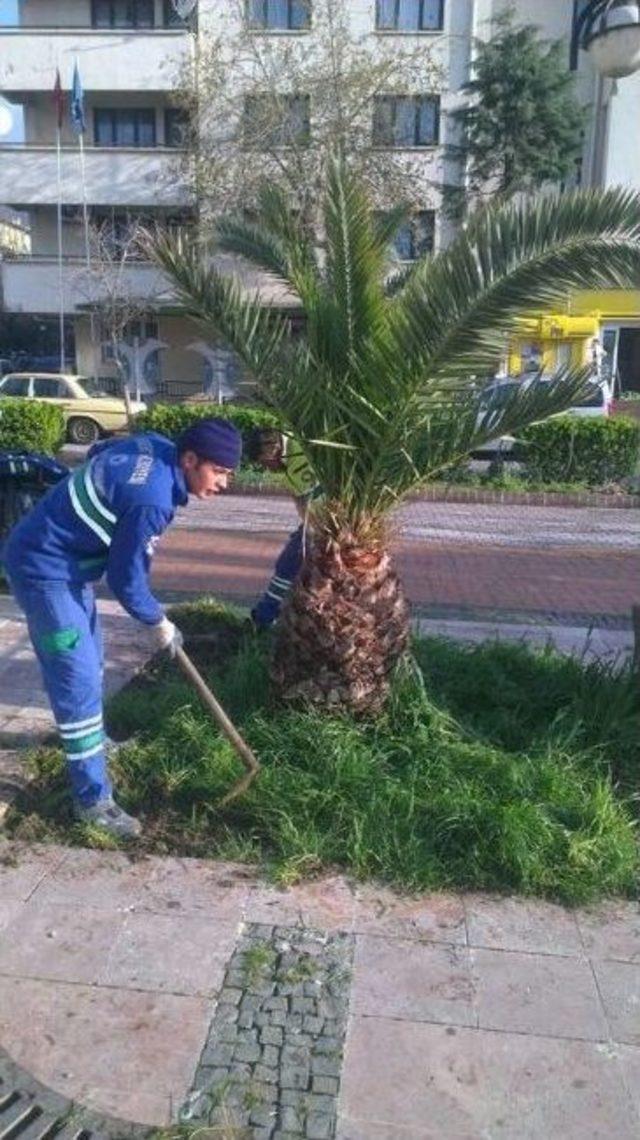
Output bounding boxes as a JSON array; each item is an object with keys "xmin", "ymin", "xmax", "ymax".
[{"xmin": 6, "ymin": 600, "xmax": 639, "ymax": 905}]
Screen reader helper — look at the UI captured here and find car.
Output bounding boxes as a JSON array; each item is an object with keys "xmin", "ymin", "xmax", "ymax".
[
  {"xmin": 473, "ymin": 371, "xmax": 613, "ymax": 457},
  {"xmin": 0, "ymin": 372, "xmax": 146, "ymax": 445}
]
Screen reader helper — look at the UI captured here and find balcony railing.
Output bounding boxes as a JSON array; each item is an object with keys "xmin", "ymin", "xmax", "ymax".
[
  {"xmin": 0, "ymin": 145, "xmax": 192, "ymax": 208},
  {"xmin": 0, "ymin": 254, "xmax": 170, "ymax": 315},
  {"xmin": 0, "ymin": 28, "xmax": 189, "ymax": 92}
]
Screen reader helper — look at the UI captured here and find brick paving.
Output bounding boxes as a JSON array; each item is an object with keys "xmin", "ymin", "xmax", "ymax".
[
  {"xmin": 0, "ymin": 847, "xmax": 639, "ymax": 1136},
  {"xmin": 152, "ymin": 525, "xmax": 640, "ymax": 620}
]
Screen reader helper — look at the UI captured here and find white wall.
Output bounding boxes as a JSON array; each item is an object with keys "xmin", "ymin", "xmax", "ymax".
[{"xmin": 604, "ymin": 71, "xmax": 640, "ymax": 190}]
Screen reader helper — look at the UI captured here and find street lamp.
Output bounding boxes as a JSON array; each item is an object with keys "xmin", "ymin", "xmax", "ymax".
[
  {"xmin": 571, "ymin": 1, "xmax": 640, "ymax": 76},
  {"xmin": 571, "ymin": 2, "xmax": 640, "ymax": 187}
]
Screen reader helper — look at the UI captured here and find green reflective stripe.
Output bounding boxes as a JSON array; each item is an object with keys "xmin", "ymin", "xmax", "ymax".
[
  {"xmin": 38, "ymin": 627, "xmax": 81, "ymax": 653},
  {"xmin": 62, "ymin": 728, "xmax": 104, "ymax": 756},
  {"xmin": 69, "ymin": 468, "xmax": 114, "ymax": 546}
]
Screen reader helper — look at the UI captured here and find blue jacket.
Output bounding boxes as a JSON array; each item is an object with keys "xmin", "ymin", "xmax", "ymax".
[{"xmin": 3, "ymin": 433, "xmax": 188, "ymax": 624}]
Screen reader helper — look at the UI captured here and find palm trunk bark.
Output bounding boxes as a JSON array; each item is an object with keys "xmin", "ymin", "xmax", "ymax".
[{"xmin": 272, "ymin": 524, "xmax": 410, "ymax": 716}]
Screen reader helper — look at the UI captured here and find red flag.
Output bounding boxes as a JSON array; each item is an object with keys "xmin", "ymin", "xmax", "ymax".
[{"xmin": 52, "ymin": 68, "xmax": 64, "ymax": 131}]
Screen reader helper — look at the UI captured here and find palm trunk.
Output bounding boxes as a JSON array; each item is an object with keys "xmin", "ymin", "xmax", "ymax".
[{"xmin": 272, "ymin": 524, "xmax": 410, "ymax": 716}]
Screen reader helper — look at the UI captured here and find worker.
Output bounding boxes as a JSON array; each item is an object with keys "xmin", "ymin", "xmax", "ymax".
[
  {"xmin": 3, "ymin": 419, "xmax": 242, "ymax": 838},
  {"xmin": 245, "ymin": 428, "xmax": 321, "ymax": 629}
]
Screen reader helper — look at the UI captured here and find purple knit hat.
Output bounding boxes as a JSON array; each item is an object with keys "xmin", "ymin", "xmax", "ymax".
[{"xmin": 177, "ymin": 418, "xmax": 242, "ymax": 469}]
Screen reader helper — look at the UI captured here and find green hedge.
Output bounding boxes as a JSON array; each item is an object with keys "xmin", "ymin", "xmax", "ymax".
[
  {"xmin": 515, "ymin": 415, "xmax": 640, "ymax": 486},
  {"xmin": 133, "ymin": 402, "xmax": 279, "ymax": 444},
  {"xmin": 0, "ymin": 398, "xmax": 65, "ymax": 455}
]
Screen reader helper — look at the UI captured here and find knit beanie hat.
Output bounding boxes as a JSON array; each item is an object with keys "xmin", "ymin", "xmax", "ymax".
[{"xmin": 177, "ymin": 418, "xmax": 243, "ymax": 469}]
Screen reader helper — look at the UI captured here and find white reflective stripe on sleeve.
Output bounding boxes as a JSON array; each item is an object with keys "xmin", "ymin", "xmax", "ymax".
[
  {"xmin": 84, "ymin": 466, "xmax": 117, "ymax": 525},
  {"xmin": 69, "ymin": 479, "xmax": 112, "ymax": 546}
]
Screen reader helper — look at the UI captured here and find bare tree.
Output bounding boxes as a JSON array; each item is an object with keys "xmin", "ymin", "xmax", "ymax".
[
  {"xmin": 73, "ymin": 218, "xmax": 166, "ymax": 421},
  {"xmin": 170, "ymin": 0, "xmax": 444, "ymax": 234}
]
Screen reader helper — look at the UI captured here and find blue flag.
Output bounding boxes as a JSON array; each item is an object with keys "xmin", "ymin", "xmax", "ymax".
[{"xmin": 70, "ymin": 61, "xmax": 85, "ymax": 135}]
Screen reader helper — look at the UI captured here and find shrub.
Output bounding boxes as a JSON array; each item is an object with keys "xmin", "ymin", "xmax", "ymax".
[
  {"xmin": 515, "ymin": 415, "xmax": 640, "ymax": 486},
  {"xmin": 0, "ymin": 398, "xmax": 65, "ymax": 455},
  {"xmin": 133, "ymin": 402, "xmax": 279, "ymax": 448}
]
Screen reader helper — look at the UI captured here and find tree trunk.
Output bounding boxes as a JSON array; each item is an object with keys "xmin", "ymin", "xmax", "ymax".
[{"xmin": 272, "ymin": 526, "xmax": 410, "ymax": 716}]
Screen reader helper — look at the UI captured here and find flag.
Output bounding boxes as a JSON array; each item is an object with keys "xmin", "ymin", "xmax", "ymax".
[
  {"xmin": 52, "ymin": 68, "xmax": 64, "ymax": 131},
  {"xmin": 70, "ymin": 61, "xmax": 85, "ymax": 135}
]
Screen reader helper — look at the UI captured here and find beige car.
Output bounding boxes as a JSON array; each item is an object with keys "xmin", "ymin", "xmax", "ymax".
[{"xmin": 0, "ymin": 372, "xmax": 146, "ymax": 445}]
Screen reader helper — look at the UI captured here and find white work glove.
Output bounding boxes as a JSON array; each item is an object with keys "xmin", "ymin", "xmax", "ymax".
[{"xmin": 150, "ymin": 615, "xmax": 184, "ymax": 657}]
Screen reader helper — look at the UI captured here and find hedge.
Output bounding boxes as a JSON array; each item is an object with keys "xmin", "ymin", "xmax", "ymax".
[
  {"xmin": 515, "ymin": 415, "xmax": 640, "ymax": 486},
  {"xmin": 0, "ymin": 398, "xmax": 65, "ymax": 455},
  {"xmin": 133, "ymin": 402, "xmax": 279, "ymax": 455}
]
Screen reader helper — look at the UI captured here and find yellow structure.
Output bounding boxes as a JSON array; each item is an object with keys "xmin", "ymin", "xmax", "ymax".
[{"xmin": 508, "ymin": 290, "xmax": 640, "ymax": 393}]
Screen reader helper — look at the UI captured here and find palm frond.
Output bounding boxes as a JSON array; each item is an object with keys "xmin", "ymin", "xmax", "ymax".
[
  {"xmin": 396, "ymin": 187, "xmax": 640, "ymax": 384},
  {"xmin": 149, "ymin": 167, "xmax": 640, "ymax": 531}
]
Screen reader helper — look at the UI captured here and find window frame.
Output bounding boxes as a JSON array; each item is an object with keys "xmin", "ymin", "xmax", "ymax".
[
  {"xmin": 91, "ymin": 0, "xmax": 155, "ymax": 29},
  {"xmin": 32, "ymin": 378, "xmax": 68, "ymax": 399},
  {"xmin": 93, "ymin": 108, "xmax": 157, "ymax": 148},
  {"xmin": 392, "ymin": 210, "xmax": 436, "ymax": 261},
  {"xmin": 375, "ymin": 0, "xmax": 444, "ymax": 32},
  {"xmin": 164, "ymin": 107, "xmax": 189, "ymax": 148},
  {"xmin": 246, "ymin": 0, "xmax": 311, "ymax": 32},
  {"xmin": 372, "ymin": 94, "xmax": 440, "ymax": 148},
  {"xmin": 0, "ymin": 376, "xmax": 30, "ymax": 397},
  {"xmin": 162, "ymin": 0, "xmax": 196, "ymax": 28},
  {"xmin": 243, "ymin": 93, "xmax": 311, "ymax": 149}
]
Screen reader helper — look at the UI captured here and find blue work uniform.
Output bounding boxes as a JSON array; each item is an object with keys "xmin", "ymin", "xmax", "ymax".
[
  {"xmin": 3, "ymin": 432, "xmax": 188, "ymax": 807},
  {"xmin": 252, "ymin": 446, "xmax": 322, "ymax": 629}
]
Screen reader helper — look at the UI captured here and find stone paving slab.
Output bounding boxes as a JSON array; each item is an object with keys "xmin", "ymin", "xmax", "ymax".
[{"xmin": 0, "ymin": 846, "xmax": 638, "ymax": 1136}]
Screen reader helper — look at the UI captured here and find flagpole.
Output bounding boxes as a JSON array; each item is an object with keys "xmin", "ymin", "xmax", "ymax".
[
  {"xmin": 54, "ymin": 75, "xmax": 66, "ymax": 372},
  {"xmin": 72, "ymin": 58, "xmax": 97, "ymax": 384}
]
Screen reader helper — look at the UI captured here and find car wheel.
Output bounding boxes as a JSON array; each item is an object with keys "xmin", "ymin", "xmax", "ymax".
[{"xmin": 67, "ymin": 417, "xmax": 101, "ymax": 445}]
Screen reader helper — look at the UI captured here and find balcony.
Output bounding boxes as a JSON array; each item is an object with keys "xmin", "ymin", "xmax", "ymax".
[
  {"xmin": 0, "ymin": 28, "xmax": 189, "ymax": 93},
  {"xmin": 0, "ymin": 256, "xmax": 170, "ymax": 315},
  {"xmin": 0, "ymin": 146, "xmax": 192, "ymax": 208}
]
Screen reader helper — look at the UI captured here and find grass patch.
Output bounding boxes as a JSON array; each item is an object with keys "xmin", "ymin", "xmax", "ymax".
[{"xmin": 6, "ymin": 601, "xmax": 639, "ymax": 904}]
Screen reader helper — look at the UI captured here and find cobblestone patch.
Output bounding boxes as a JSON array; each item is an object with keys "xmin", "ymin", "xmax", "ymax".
[{"xmin": 181, "ymin": 923, "xmax": 354, "ymax": 1138}]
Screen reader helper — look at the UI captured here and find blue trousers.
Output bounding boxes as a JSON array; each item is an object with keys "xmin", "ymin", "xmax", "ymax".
[
  {"xmin": 252, "ymin": 525, "xmax": 304, "ymax": 628},
  {"xmin": 8, "ymin": 578, "xmax": 111, "ymax": 807}
]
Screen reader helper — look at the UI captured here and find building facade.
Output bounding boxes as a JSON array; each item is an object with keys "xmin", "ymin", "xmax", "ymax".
[{"xmin": 0, "ymin": 0, "xmax": 638, "ymax": 397}]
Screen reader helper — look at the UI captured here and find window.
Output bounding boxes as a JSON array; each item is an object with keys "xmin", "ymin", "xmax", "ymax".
[
  {"xmin": 0, "ymin": 376, "xmax": 29, "ymax": 397},
  {"xmin": 247, "ymin": 0, "xmax": 311, "ymax": 30},
  {"xmin": 163, "ymin": 0, "xmax": 196, "ymax": 27},
  {"xmin": 392, "ymin": 211, "xmax": 435, "ymax": 260},
  {"xmin": 164, "ymin": 108, "xmax": 189, "ymax": 147},
  {"xmin": 91, "ymin": 0, "xmax": 154, "ymax": 28},
  {"xmin": 376, "ymin": 0, "xmax": 444, "ymax": 31},
  {"xmin": 373, "ymin": 95, "xmax": 440, "ymax": 147},
  {"xmin": 243, "ymin": 94, "xmax": 310, "ymax": 148},
  {"xmin": 32, "ymin": 378, "xmax": 69, "ymax": 398},
  {"xmin": 94, "ymin": 109, "xmax": 156, "ymax": 147}
]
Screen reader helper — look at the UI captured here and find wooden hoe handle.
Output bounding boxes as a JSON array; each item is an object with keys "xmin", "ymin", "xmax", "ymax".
[{"xmin": 174, "ymin": 644, "xmax": 261, "ymax": 806}]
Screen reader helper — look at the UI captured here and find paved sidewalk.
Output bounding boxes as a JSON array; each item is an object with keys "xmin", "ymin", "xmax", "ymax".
[{"xmin": 0, "ymin": 845, "xmax": 638, "ymax": 1137}]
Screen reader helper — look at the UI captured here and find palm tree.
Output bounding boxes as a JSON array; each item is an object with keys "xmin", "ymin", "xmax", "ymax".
[{"xmin": 151, "ymin": 160, "xmax": 640, "ymax": 715}]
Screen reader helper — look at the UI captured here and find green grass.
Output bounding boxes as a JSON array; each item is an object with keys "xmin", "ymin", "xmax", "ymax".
[{"xmin": 6, "ymin": 602, "xmax": 639, "ymax": 905}]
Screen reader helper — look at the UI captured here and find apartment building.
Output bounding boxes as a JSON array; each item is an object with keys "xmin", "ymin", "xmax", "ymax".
[{"xmin": 0, "ymin": 0, "xmax": 638, "ymax": 398}]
